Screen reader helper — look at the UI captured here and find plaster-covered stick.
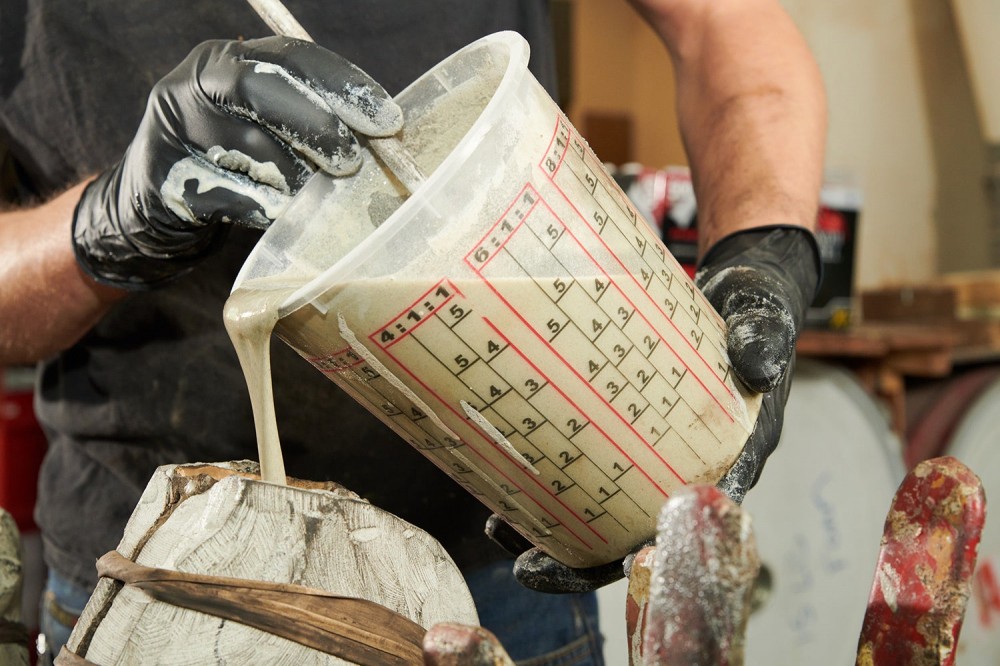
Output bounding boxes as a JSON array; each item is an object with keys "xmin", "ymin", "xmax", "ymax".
[
  {"xmin": 245, "ymin": 0, "xmax": 426, "ymax": 194},
  {"xmin": 640, "ymin": 485, "xmax": 759, "ymax": 665}
]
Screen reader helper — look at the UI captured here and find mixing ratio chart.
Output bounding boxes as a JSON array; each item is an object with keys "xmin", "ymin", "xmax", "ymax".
[{"xmin": 299, "ymin": 114, "xmax": 759, "ymax": 567}]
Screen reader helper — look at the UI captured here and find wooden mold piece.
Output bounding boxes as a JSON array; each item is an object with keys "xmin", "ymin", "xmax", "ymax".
[{"xmin": 65, "ymin": 461, "xmax": 478, "ymax": 665}]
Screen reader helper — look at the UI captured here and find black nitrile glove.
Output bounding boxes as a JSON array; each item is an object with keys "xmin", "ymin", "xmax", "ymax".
[
  {"xmin": 485, "ymin": 514, "xmax": 653, "ymax": 593},
  {"xmin": 73, "ymin": 37, "xmax": 402, "ymax": 289},
  {"xmin": 694, "ymin": 225, "xmax": 821, "ymax": 503},
  {"xmin": 487, "ymin": 226, "xmax": 821, "ymax": 593}
]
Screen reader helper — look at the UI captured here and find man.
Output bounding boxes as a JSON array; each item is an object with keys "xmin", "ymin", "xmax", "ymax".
[{"xmin": 0, "ymin": 0, "xmax": 824, "ymax": 663}]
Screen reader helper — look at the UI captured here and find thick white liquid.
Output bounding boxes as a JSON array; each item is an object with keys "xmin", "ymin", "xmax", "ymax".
[{"xmin": 223, "ymin": 282, "xmax": 296, "ymax": 485}]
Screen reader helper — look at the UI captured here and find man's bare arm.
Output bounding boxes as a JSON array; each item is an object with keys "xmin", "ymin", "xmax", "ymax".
[
  {"xmin": 0, "ymin": 182, "xmax": 126, "ymax": 365},
  {"xmin": 628, "ymin": 0, "xmax": 827, "ymax": 253}
]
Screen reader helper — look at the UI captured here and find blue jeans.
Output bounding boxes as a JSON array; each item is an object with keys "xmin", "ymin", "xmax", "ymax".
[
  {"xmin": 465, "ymin": 560, "xmax": 604, "ymax": 665},
  {"xmin": 42, "ymin": 561, "xmax": 603, "ymax": 665},
  {"xmin": 38, "ymin": 570, "xmax": 93, "ymax": 665}
]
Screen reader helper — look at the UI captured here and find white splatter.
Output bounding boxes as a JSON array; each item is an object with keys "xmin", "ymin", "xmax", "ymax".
[
  {"xmin": 877, "ymin": 562, "xmax": 901, "ymax": 613},
  {"xmin": 160, "ymin": 146, "xmax": 291, "ymax": 227},
  {"xmin": 461, "ymin": 400, "xmax": 541, "ymax": 476},
  {"xmin": 349, "ymin": 527, "xmax": 381, "ymax": 543},
  {"xmin": 253, "ymin": 61, "xmax": 336, "ymax": 113},
  {"xmin": 205, "ymin": 146, "xmax": 289, "ymax": 192}
]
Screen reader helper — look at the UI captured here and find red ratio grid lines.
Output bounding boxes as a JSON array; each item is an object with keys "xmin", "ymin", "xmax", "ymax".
[
  {"xmin": 366, "ymin": 279, "xmax": 606, "ymax": 550},
  {"xmin": 304, "ymin": 335, "xmax": 468, "ymax": 457},
  {"xmin": 301, "ymin": 342, "xmax": 477, "ymax": 456},
  {"xmin": 448, "ymin": 306, "xmax": 654, "ymax": 530},
  {"xmin": 463, "ymin": 183, "xmax": 729, "ymax": 488},
  {"xmin": 539, "ymin": 116, "xmax": 739, "ymax": 420},
  {"xmin": 480, "ymin": 315, "xmax": 667, "ymax": 506},
  {"xmin": 467, "ymin": 218, "xmax": 690, "ymax": 489},
  {"xmin": 531, "ymin": 189, "xmax": 733, "ymax": 428},
  {"xmin": 542, "ymin": 115, "xmax": 729, "ymax": 381}
]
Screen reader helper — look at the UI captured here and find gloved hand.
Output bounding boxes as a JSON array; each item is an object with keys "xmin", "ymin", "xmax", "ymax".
[
  {"xmin": 487, "ymin": 225, "xmax": 821, "ymax": 593},
  {"xmin": 73, "ymin": 37, "xmax": 402, "ymax": 289},
  {"xmin": 485, "ymin": 515, "xmax": 653, "ymax": 594},
  {"xmin": 694, "ymin": 225, "xmax": 821, "ymax": 503}
]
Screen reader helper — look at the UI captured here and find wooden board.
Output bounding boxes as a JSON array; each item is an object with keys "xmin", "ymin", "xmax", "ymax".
[
  {"xmin": 861, "ymin": 272, "xmax": 1000, "ymax": 322},
  {"xmin": 860, "ymin": 285, "xmax": 958, "ymax": 324},
  {"xmin": 942, "ymin": 270, "xmax": 1000, "ymax": 317},
  {"xmin": 859, "ymin": 276, "xmax": 1000, "ymax": 359},
  {"xmin": 798, "ymin": 325, "xmax": 956, "ymax": 364}
]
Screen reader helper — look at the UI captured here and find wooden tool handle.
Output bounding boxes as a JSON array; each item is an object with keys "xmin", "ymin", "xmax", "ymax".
[{"xmin": 245, "ymin": 0, "xmax": 426, "ymax": 193}]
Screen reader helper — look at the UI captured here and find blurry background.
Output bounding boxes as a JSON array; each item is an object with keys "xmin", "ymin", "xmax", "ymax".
[{"xmin": 558, "ymin": 0, "xmax": 1000, "ymax": 285}]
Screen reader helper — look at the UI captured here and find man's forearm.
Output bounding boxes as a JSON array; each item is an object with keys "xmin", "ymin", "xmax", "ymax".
[
  {"xmin": 628, "ymin": 0, "xmax": 827, "ymax": 254},
  {"xmin": 0, "ymin": 182, "xmax": 125, "ymax": 365}
]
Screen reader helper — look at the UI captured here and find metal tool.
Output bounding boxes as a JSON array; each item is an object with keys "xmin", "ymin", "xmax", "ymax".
[{"xmin": 627, "ymin": 485, "xmax": 759, "ymax": 665}]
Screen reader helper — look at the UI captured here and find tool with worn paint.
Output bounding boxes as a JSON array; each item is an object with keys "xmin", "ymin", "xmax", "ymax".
[
  {"xmin": 626, "ymin": 485, "xmax": 759, "ymax": 666},
  {"xmin": 618, "ymin": 458, "xmax": 985, "ymax": 666},
  {"xmin": 856, "ymin": 456, "xmax": 985, "ymax": 665}
]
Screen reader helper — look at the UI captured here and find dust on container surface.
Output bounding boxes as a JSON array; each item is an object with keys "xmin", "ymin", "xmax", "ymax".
[{"xmin": 233, "ymin": 31, "xmax": 762, "ymax": 569}]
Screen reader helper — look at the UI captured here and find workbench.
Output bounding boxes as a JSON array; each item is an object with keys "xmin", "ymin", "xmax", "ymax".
[{"xmin": 798, "ymin": 273, "xmax": 1000, "ymax": 464}]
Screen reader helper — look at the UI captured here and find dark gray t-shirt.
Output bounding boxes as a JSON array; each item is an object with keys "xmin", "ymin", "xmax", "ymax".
[{"xmin": 0, "ymin": 0, "xmax": 556, "ymax": 588}]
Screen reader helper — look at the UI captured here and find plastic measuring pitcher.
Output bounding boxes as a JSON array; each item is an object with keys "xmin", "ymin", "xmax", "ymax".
[{"xmin": 233, "ymin": 31, "xmax": 761, "ymax": 569}]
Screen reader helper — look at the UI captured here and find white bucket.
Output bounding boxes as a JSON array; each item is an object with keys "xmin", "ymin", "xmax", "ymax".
[{"xmin": 234, "ymin": 32, "xmax": 759, "ymax": 567}]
